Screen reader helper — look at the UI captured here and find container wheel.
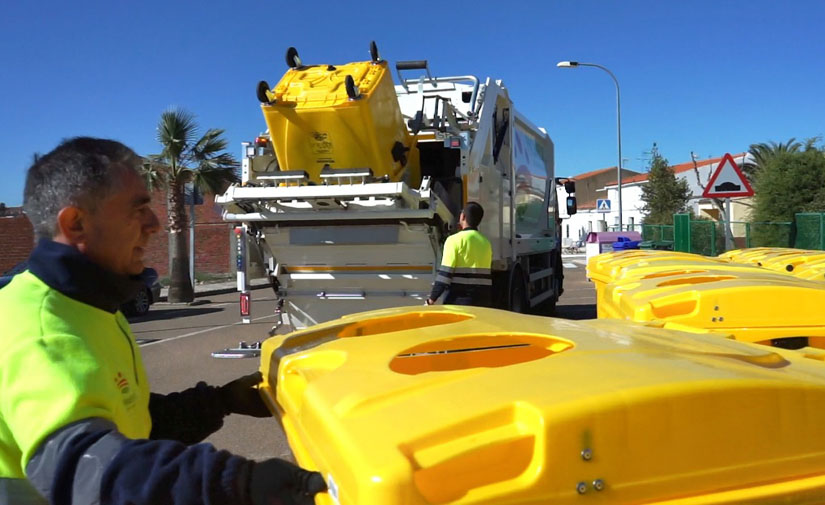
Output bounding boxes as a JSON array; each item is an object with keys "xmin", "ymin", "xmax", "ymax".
[
  {"xmin": 256, "ymin": 81, "xmax": 270, "ymax": 103},
  {"xmin": 370, "ymin": 40, "xmax": 380, "ymax": 62},
  {"xmin": 345, "ymin": 75, "xmax": 360, "ymax": 100},
  {"xmin": 285, "ymin": 47, "xmax": 302, "ymax": 68}
]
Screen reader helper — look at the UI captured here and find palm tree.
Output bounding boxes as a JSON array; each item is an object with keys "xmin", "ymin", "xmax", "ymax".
[
  {"xmin": 744, "ymin": 138, "xmax": 802, "ymax": 179},
  {"xmin": 145, "ymin": 108, "xmax": 239, "ymax": 302}
]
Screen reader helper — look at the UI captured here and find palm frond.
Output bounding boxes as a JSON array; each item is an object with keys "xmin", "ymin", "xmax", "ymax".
[
  {"xmin": 156, "ymin": 108, "xmax": 198, "ymax": 175},
  {"xmin": 193, "ymin": 164, "xmax": 240, "ymax": 195}
]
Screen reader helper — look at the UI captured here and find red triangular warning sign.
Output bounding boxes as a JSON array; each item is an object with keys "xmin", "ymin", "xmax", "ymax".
[{"xmin": 702, "ymin": 153, "xmax": 754, "ymax": 198}]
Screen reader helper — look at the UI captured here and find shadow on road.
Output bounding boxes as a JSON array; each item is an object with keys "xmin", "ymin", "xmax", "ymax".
[
  {"xmin": 127, "ymin": 307, "xmax": 224, "ymax": 323},
  {"xmin": 554, "ymin": 304, "xmax": 597, "ymax": 320}
]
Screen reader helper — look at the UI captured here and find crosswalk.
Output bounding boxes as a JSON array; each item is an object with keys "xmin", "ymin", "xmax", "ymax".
[{"xmin": 563, "ymin": 259, "xmax": 587, "ymax": 269}]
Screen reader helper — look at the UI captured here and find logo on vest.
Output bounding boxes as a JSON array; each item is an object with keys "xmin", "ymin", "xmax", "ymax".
[{"xmin": 114, "ymin": 371, "xmax": 137, "ymax": 410}]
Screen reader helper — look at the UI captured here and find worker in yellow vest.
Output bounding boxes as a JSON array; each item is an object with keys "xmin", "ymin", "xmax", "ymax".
[
  {"xmin": 427, "ymin": 202, "xmax": 493, "ymax": 307},
  {"xmin": 0, "ymin": 138, "xmax": 325, "ymax": 505}
]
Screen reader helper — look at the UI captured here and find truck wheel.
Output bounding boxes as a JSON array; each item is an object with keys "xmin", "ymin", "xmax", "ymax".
[{"xmin": 508, "ymin": 266, "xmax": 528, "ymax": 313}]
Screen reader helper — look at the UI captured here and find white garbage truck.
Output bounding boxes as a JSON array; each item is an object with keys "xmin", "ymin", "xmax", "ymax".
[{"xmin": 216, "ymin": 42, "xmax": 577, "ymax": 329}]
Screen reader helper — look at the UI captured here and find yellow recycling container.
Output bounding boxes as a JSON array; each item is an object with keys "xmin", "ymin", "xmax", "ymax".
[
  {"xmin": 602, "ymin": 270, "xmax": 825, "ymax": 348},
  {"xmin": 259, "ymin": 306, "xmax": 825, "ymax": 505},
  {"xmin": 793, "ymin": 258, "xmax": 825, "ymax": 281},
  {"xmin": 720, "ymin": 247, "xmax": 823, "ymax": 268},
  {"xmin": 587, "ymin": 250, "xmax": 729, "ymax": 317},
  {"xmin": 595, "ymin": 263, "xmax": 781, "ymax": 319},
  {"xmin": 720, "ymin": 248, "xmax": 825, "ymax": 282},
  {"xmin": 261, "ymin": 59, "xmax": 420, "ymax": 186},
  {"xmin": 717, "ymin": 247, "xmax": 784, "ymax": 264},
  {"xmin": 759, "ymin": 250, "xmax": 825, "ymax": 274}
]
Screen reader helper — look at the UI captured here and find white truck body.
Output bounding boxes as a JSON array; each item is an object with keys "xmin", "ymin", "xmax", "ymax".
[{"xmin": 217, "ymin": 58, "xmax": 569, "ymax": 329}]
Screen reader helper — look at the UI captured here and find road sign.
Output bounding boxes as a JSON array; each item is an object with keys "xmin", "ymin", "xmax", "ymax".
[
  {"xmin": 184, "ymin": 183, "xmax": 204, "ymax": 205},
  {"xmin": 702, "ymin": 153, "xmax": 754, "ymax": 198},
  {"xmin": 597, "ymin": 199, "xmax": 611, "ymax": 212}
]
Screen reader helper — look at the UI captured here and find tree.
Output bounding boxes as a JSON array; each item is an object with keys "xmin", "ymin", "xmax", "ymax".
[
  {"xmin": 753, "ymin": 149, "xmax": 825, "ymax": 222},
  {"xmin": 741, "ymin": 137, "xmax": 820, "ymax": 180},
  {"xmin": 640, "ymin": 146, "xmax": 691, "ymax": 225},
  {"xmin": 145, "ymin": 109, "xmax": 239, "ymax": 302}
]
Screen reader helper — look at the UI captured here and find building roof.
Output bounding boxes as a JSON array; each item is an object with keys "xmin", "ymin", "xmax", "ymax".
[
  {"xmin": 568, "ymin": 166, "xmax": 616, "ymax": 181},
  {"xmin": 605, "ymin": 153, "xmax": 748, "ymax": 187},
  {"xmin": 566, "ymin": 165, "xmax": 641, "ymax": 181}
]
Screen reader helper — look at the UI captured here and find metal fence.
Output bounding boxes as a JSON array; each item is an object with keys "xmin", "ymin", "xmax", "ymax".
[
  {"xmin": 607, "ymin": 213, "xmax": 825, "ymax": 256},
  {"xmin": 669, "ymin": 213, "xmax": 822, "ymax": 256},
  {"xmin": 795, "ymin": 213, "xmax": 825, "ymax": 250}
]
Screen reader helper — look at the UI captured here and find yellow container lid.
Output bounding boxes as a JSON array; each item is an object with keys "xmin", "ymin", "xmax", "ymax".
[
  {"xmin": 605, "ymin": 270, "xmax": 825, "ymax": 342},
  {"xmin": 794, "ymin": 259, "xmax": 825, "ymax": 281},
  {"xmin": 259, "ymin": 306, "xmax": 825, "ymax": 505},
  {"xmin": 272, "ymin": 61, "xmax": 385, "ymax": 108},
  {"xmin": 587, "ymin": 250, "xmax": 725, "ymax": 285}
]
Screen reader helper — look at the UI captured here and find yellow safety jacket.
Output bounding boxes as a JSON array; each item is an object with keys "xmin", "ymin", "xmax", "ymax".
[
  {"xmin": 0, "ymin": 271, "xmax": 151, "ymax": 501},
  {"xmin": 429, "ymin": 228, "xmax": 493, "ymax": 306}
]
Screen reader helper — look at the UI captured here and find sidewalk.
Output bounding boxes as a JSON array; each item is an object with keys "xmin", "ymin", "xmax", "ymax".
[{"xmin": 158, "ymin": 277, "xmax": 272, "ymax": 302}]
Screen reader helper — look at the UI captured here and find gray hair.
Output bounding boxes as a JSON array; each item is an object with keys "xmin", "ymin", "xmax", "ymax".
[{"xmin": 23, "ymin": 137, "xmax": 143, "ymax": 239}]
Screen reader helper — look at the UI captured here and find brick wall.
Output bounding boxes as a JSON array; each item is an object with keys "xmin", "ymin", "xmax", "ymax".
[
  {"xmin": 0, "ymin": 212, "xmax": 35, "ymax": 272},
  {"xmin": 144, "ymin": 191, "xmax": 232, "ymax": 277},
  {"xmin": 0, "ymin": 193, "xmax": 232, "ymax": 277}
]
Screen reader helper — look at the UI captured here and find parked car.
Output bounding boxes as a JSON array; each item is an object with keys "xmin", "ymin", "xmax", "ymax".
[
  {"xmin": 121, "ymin": 267, "xmax": 162, "ymax": 316},
  {"xmin": 0, "ymin": 262, "xmax": 161, "ymax": 316}
]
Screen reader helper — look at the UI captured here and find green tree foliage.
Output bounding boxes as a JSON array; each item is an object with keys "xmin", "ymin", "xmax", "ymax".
[
  {"xmin": 753, "ymin": 150, "xmax": 825, "ymax": 222},
  {"xmin": 744, "ymin": 136, "xmax": 821, "ymax": 180},
  {"xmin": 751, "ymin": 149, "xmax": 825, "ymax": 247},
  {"xmin": 640, "ymin": 147, "xmax": 692, "ymax": 225},
  {"xmin": 144, "ymin": 108, "xmax": 239, "ymax": 303}
]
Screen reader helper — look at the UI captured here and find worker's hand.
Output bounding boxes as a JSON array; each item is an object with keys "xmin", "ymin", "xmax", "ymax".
[
  {"xmin": 219, "ymin": 371, "xmax": 272, "ymax": 418},
  {"xmin": 425, "ymin": 298, "xmax": 435, "ymax": 305},
  {"xmin": 250, "ymin": 458, "xmax": 326, "ymax": 505}
]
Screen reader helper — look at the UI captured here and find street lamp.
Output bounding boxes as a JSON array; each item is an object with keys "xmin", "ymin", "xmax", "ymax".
[{"xmin": 557, "ymin": 61, "xmax": 624, "ymax": 229}]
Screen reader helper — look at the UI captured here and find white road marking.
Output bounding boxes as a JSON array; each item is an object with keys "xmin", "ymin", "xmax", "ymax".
[
  {"xmin": 563, "ymin": 262, "xmax": 577, "ymax": 269},
  {"xmin": 139, "ymin": 313, "xmax": 277, "ymax": 347}
]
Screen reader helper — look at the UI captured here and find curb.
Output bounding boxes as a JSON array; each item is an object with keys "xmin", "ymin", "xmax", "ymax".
[{"xmin": 158, "ymin": 279, "xmax": 272, "ymax": 303}]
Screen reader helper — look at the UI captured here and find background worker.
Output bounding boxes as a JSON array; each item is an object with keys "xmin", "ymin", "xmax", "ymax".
[
  {"xmin": 0, "ymin": 137, "xmax": 325, "ymax": 505},
  {"xmin": 427, "ymin": 201, "xmax": 493, "ymax": 307}
]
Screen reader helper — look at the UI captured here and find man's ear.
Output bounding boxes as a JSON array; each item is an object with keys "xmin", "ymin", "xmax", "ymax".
[{"xmin": 55, "ymin": 206, "xmax": 86, "ymax": 244}]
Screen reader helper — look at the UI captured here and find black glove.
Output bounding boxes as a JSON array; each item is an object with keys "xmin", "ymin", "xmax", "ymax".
[
  {"xmin": 249, "ymin": 458, "xmax": 326, "ymax": 505},
  {"xmin": 219, "ymin": 371, "xmax": 272, "ymax": 418}
]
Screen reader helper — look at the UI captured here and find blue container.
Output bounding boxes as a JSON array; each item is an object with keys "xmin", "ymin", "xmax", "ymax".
[{"xmin": 612, "ymin": 236, "xmax": 641, "ymax": 250}]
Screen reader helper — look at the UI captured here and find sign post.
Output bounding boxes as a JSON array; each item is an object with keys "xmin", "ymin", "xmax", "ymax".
[
  {"xmin": 184, "ymin": 183, "xmax": 204, "ymax": 286},
  {"xmin": 702, "ymin": 153, "xmax": 754, "ymax": 251}
]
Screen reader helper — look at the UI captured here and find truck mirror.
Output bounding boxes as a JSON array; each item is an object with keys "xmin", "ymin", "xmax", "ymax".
[
  {"xmin": 566, "ymin": 196, "xmax": 577, "ymax": 216},
  {"xmin": 564, "ymin": 180, "xmax": 576, "ymax": 194}
]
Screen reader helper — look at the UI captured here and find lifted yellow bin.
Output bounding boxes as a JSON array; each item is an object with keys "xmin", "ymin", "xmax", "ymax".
[
  {"xmin": 260, "ymin": 58, "xmax": 420, "ymax": 186},
  {"xmin": 602, "ymin": 270, "xmax": 825, "ymax": 347},
  {"xmin": 260, "ymin": 306, "xmax": 825, "ymax": 505}
]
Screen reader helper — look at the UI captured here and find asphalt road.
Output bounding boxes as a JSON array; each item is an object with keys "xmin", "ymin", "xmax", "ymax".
[{"xmin": 129, "ymin": 256, "xmax": 595, "ymax": 462}]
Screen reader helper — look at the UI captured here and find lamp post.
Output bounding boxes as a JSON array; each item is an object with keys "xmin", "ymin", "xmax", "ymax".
[{"xmin": 557, "ymin": 61, "xmax": 623, "ymax": 229}]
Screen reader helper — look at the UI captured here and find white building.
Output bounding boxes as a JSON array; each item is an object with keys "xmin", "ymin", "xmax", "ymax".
[{"xmin": 558, "ymin": 153, "xmax": 753, "ymax": 242}]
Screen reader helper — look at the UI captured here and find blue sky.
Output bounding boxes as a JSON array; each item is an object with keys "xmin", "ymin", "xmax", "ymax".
[{"xmin": 1, "ymin": 0, "xmax": 823, "ymax": 206}]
